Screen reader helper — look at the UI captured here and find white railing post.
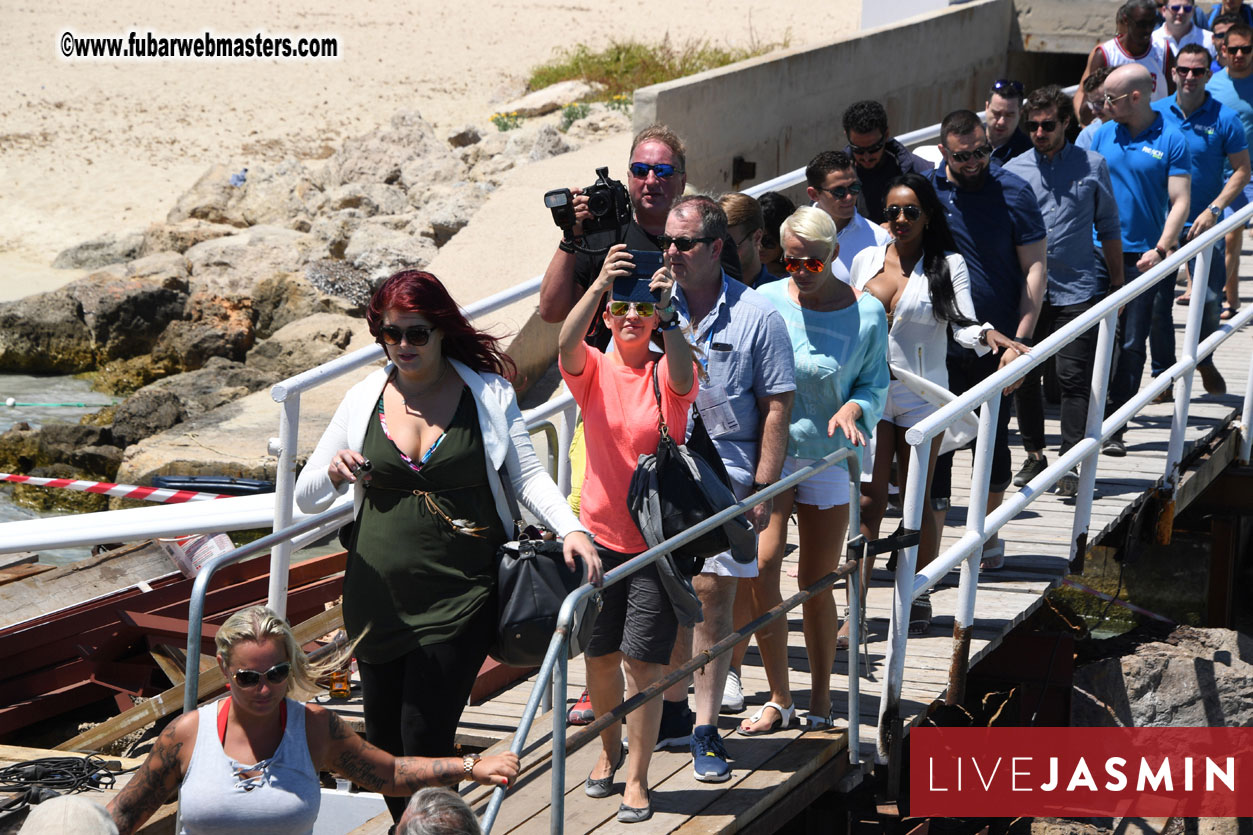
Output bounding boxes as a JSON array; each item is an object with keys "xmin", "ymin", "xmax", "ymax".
[
  {"xmin": 1242, "ymin": 358, "xmax": 1253, "ymax": 464},
  {"xmin": 1070, "ymin": 309, "xmax": 1119, "ymax": 565},
  {"xmin": 557, "ymin": 394, "xmax": 578, "ymax": 497},
  {"xmin": 1164, "ymin": 245, "xmax": 1211, "ymax": 488},
  {"xmin": 267, "ymin": 394, "xmax": 300, "ymax": 617}
]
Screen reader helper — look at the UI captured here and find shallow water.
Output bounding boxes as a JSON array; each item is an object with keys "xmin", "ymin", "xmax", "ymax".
[{"xmin": 0, "ymin": 373, "xmax": 119, "ymax": 564}]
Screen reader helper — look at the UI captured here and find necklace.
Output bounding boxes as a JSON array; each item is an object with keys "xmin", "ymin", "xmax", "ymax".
[{"xmin": 395, "ymin": 362, "xmax": 448, "ymax": 407}]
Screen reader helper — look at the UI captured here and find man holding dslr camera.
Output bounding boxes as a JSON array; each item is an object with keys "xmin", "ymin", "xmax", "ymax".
[{"xmin": 539, "ymin": 124, "xmax": 741, "ymax": 348}]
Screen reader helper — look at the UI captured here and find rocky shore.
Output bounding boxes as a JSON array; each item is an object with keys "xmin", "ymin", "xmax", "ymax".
[{"xmin": 0, "ymin": 94, "xmax": 629, "ymax": 514}]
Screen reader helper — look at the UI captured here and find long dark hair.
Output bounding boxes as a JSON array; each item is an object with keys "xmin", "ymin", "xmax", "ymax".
[
  {"xmin": 885, "ymin": 173, "xmax": 976, "ymax": 326},
  {"xmin": 367, "ymin": 270, "xmax": 516, "ymax": 379}
]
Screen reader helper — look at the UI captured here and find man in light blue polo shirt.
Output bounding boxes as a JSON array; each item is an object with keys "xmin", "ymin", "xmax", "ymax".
[
  {"xmin": 656, "ymin": 195, "xmax": 795, "ymax": 782},
  {"xmin": 1089, "ymin": 63, "xmax": 1192, "ymax": 456},
  {"xmin": 1207, "ymin": 22, "xmax": 1253, "ymax": 320},
  {"xmin": 1005, "ymin": 85, "xmax": 1124, "ymax": 496},
  {"xmin": 1151, "ymin": 43, "xmax": 1251, "ymax": 396}
]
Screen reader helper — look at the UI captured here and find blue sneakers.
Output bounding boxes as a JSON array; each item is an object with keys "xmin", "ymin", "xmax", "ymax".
[{"xmin": 691, "ymin": 724, "xmax": 731, "ymax": 782}]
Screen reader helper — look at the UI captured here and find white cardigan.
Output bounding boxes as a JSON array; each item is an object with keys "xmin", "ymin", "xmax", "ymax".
[
  {"xmin": 295, "ymin": 358, "xmax": 586, "ymax": 540},
  {"xmin": 849, "ymin": 244, "xmax": 991, "ymax": 387}
]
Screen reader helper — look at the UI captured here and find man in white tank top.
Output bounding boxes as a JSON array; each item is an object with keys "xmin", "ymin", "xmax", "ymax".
[{"xmin": 1076, "ymin": 0, "xmax": 1176, "ymax": 119}]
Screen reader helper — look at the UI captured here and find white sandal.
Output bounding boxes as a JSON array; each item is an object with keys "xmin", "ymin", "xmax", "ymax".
[{"xmin": 736, "ymin": 700, "xmax": 796, "ymax": 736}]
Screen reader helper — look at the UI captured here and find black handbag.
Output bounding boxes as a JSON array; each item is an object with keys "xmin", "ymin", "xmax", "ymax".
[
  {"xmin": 627, "ymin": 366, "xmax": 754, "ymax": 576},
  {"xmin": 491, "ymin": 529, "xmax": 601, "ymax": 667},
  {"xmin": 489, "ymin": 461, "xmax": 601, "ymax": 667}
]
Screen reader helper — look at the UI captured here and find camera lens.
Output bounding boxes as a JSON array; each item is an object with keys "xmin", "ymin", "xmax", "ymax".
[{"xmin": 587, "ymin": 191, "xmax": 610, "ymax": 217}]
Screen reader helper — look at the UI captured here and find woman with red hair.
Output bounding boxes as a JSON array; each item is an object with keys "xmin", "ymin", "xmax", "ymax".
[{"xmin": 296, "ymin": 270, "xmax": 599, "ymax": 825}]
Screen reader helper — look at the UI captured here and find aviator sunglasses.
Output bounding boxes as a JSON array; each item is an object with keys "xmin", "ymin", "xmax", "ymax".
[
  {"xmin": 658, "ymin": 235, "xmax": 715, "ymax": 251},
  {"xmin": 232, "ymin": 661, "xmax": 292, "ymax": 688},
  {"xmin": 380, "ymin": 325, "xmax": 434, "ymax": 346},
  {"xmin": 849, "ymin": 137, "xmax": 886, "ymax": 155},
  {"xmin": 629, "ymin": 162, "xmax": 682, "ymax": 179},
  {"xmin": 885, "ymin": 204, "xmax": 923, "ymax": 222},
  {"xmin": 783, "ymin": 256, "xmax": 825, "ymax": 274},
  {"xmin": 818, "ymin": 182, "xmax": 862, "ymax": 200},
  {"xmin": 1024, "ymin": 119, "xmax": 1059, "ymax": 133},
  {"xmin": 608, "ymin": 301, "xmax": 656, "ymax": 317}
]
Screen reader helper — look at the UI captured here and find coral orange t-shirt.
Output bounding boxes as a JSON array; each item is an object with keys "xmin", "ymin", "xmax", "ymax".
[{"xmin": 560, "ymin": 348, "xmax": 698, "ymax": 553}]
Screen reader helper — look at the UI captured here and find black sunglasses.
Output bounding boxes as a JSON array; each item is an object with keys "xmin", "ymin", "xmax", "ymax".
[
  {"xmin": 658, "ymin": 235, "xmax": 715, "ymax": 251},
  {"xmin": 948, "ymin": 145, "xmax": 993, "ymax": 163},
  {"xmin": 819, "ymin": 182, "xmax": 862, "ymax": 200},
  {"xmin": 885, "ymin": 204, "xmax": 923, "ymax": 221},
  {"xmin": 233, "ymin": 661, "xmax": 292, "ymax": 688},
  {"xmin": 1175, "ymin": 66, "xmax": 1210, "ymax": 77},
  {"xmin": 380, "ymin": 325, "xmax": 434, "ymax": 346},
  {"xmin": 1227, "ymin": 44, "xmax": 1253, "ymax": 55},
  {"xmin": 849, "ymin": 137, "xmax": 886, "ymax": 155},
  {"xmin": 628, "ymin": 162, "xmax": 682, "ymax": 179},
  {"xmin": 1024, "ymin": 119, "xmax": 1059, "ymax": 133}
]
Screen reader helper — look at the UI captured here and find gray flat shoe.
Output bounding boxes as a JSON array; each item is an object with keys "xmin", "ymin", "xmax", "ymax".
[
  {"xmin": 616, "ymin": 790, "xmax": 652, "ymax": 823},
  {"xmin": 584, "ymin": 746, "xmax": 625, "ymax": 798}
]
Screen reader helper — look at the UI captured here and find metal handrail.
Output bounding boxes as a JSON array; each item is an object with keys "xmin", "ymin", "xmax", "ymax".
[
  {"xmin": 877, "ymin": 200, "xmax": 1253, "ymax": 766},
  {"xmin": 480, "ymin": 448, "xmax": 864, "ymax": 835}
]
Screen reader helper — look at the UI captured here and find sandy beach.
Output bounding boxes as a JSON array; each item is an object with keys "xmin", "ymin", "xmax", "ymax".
[{"xmin": 1, "ymin": 0, "xmax": 854, "ymax": 300}]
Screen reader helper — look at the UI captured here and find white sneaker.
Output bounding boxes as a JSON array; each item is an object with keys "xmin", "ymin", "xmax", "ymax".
[{"xmin": 720, "ymin": 667, "xmax": 745, "ymax": 714}]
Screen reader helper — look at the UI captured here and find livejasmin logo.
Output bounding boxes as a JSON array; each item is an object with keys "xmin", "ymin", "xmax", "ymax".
[{"xmin": 911, "ymin": 727, "xmax": 1253, "ymax": 817}]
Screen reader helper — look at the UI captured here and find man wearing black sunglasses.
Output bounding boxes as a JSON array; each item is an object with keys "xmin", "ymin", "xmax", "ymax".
[
  {"xmin": 1208, "ymin": 23, "xmax": 1253, "ymax": 321},
  {"xmin": 1075, "ymin": 0, "xmax": 1175, "ymax": 120},
  {"xmin": 985, "ymin": 79, "xmax": 1033, "ymax": 165},
  {"xmin": 805, "ymin": 150, "xmax": 889, "ymax": 286},
  {"xmin": 1087, "ymin": 63, "xmax": 1192, "ymax": 457},
  {"xmin": 539, "ymin": 123, "xmax": 742, "ymax": 351},
  {"xmin": 841, "ymin": 100, "xmax": 934, "ymax": 224},
  {"xmin": 1005, "ymin": 86, "xmax": 1125, "ymax": 498},
  {"xmin": 928, "ymin": 109, "xmax": 1047, "ymax": 566},
  {"xmin": 655, "ymin": 195, "xmax": 794, "ymax": 782},
  {"xmin": 1149, "ymin": 43, "xmax": 1250, "ymax": 397}
]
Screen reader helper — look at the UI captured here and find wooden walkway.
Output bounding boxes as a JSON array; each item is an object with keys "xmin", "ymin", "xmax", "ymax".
[{"xmin": 338, "ymin": 278, "xmax": 1253, "ymax": 834}]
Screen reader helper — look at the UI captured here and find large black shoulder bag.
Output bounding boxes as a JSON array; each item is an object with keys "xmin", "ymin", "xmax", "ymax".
[
  {"xmin": 489, "ymin": 470, "xmax": 601, "ymax": 668},
  {"xmin": 627, "ymin": 366, "xmax": 754, "ymax": 576}
]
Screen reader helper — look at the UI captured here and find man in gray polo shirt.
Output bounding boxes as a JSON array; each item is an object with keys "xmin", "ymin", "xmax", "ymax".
[
  {"xmin": 655, "ymin": 195, "xmax": 795, "ymax": 783},
  {"xmin": 1005, "ymin": 85, "xmax": 1124, "ymax": 496}
]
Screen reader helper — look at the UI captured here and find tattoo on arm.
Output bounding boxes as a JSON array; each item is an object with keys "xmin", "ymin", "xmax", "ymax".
[
  {"xmin": 325, "ymin": 712, "xmax": 465, "ymax": 795},
  {"xmin": 394, "ymin": 755, "xmax": 463, "ymax": 793},
  {"xmin": 109, "ymin": 723, "xmax": 183, "ymax": 835}
]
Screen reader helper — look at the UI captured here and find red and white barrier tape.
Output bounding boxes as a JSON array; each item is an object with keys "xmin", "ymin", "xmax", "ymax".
[
  {"xmin": 1060, "ymin": 578, "xmax": 1175, "ymax": 624},
  {"xmin": 0, "ymin": 473, "xmax": 226, "ymax": 504}
]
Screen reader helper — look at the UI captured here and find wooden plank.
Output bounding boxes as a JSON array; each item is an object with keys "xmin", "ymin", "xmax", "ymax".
[
  {"xmin": 56, "ymin": 604, "xmax": 343, "ymax": 753},
  {"xmin": 0, "ymin": 563, "xmax": 54, "ymax": 586}
]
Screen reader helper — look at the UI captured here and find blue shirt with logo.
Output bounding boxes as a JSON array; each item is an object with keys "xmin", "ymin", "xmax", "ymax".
[
  {"xmin": 929, "ymin": 161, "xmax": 1047, "ymax": 338},
  {"xmin": 1153, "ymin": 92, "xmax": 1248, "ymax": 225},
  {"xmin": 1207, "ymin": 68, "xmax": 1253, "ymax": 159},
  {"xmin": 1088, "ymin": 113, "xmax": 1192, "ymax": 251}
]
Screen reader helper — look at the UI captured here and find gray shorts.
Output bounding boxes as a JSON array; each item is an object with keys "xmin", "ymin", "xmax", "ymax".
[{"xmin": 585, "ymin": 546, "xmax": 678, "ymax": 665}]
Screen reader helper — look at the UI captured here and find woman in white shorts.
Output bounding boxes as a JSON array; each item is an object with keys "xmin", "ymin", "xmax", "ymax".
[
  {"xmin": 850, "ymin": 173, "xmax": 1023, "ymax": 637},
  {"xmin": 739, "ymin": 207, "xmax": 889, "ymax": 733}
]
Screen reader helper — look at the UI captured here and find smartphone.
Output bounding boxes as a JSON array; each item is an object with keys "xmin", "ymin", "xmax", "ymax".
[{"xmin": 612, "ymin": 250, "xmax": 664, "ymax": 302}]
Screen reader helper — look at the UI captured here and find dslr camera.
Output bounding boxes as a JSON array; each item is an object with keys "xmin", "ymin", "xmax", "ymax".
[{"xmin": 544, "ymin": 166, "xmax": 632, "ymax": 240}]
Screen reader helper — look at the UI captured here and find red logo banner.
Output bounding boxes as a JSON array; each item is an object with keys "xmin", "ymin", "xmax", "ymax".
[{"xmin": 912, "ymin": 727, "xmax": 1253, "ymax": 817}]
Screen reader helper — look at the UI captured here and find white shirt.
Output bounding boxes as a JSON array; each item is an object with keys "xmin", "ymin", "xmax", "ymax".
[
  {"xmin": 829, "ymin": 209, "xmax": 891, "ymax": 285},
  {"xmin": 1152, "ymin": 22, "xmax": 1213, "ymax": 58},
  {"xmin": 848, "ymin": 243, "xmax": 990, "ymax": 389},
  {"xmin": 1098, "ymin": 36, "xmax": 1171, "ymax": 101}
]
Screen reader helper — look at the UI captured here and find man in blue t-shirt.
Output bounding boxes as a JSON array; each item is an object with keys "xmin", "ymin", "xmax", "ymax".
[
  {"xmin": 1206, "ymin": 22, "xmax": 1253, "ymax": 319},
  {"xmin": 1150, "ymin": 43, "xmax": 1251, "ymax": 396},
  {"xmin": 928, "ymin": 109, "xmax": 1047, "ymax": 575},
  {"xmin": 1089, "ymin": 63, "xmax": 1192, "ymax": 456}
]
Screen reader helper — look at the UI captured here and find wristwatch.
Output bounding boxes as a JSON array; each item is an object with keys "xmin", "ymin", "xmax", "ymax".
[
  {"xmin": 657, "ymin": 304, "xmax": 680, "ymax": 330},
  {"xmin": 463, "ymin": 752, "xmax": 481, "ymax": 778},
  {"xmin": 1209, "ymin": 205, "xmax": 1223, "ymax": 219},
  {"xmin": 751, "ymin": 481, "xmax": 774, "ymax": 493}
]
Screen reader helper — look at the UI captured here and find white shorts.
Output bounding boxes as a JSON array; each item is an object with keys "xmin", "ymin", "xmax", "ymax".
[
  {"xmin": 781, "ymin": 456, "xmax": 851, "ymax": 510},
  {"xmin": 882, "ymin": 378, "xmax": 936, "ymax": 428},
  {"xmin": 701, "ymin": 474, "xmax": 759, "ymax": 578}
]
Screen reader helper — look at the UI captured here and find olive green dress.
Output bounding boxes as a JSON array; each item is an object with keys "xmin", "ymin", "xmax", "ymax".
[{"xmin": 345, "ymin": 385, "xmax": 508, "ymax": 664}]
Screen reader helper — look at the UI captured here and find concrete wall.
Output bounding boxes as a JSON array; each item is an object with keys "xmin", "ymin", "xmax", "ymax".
[
  {"xmin": 1013, "ymin": 0, "xmax": 1122, "ymax": 55},
  {"xmin": 632, "ymin": 0, "xmax": 1015, "ymax": 195}
]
